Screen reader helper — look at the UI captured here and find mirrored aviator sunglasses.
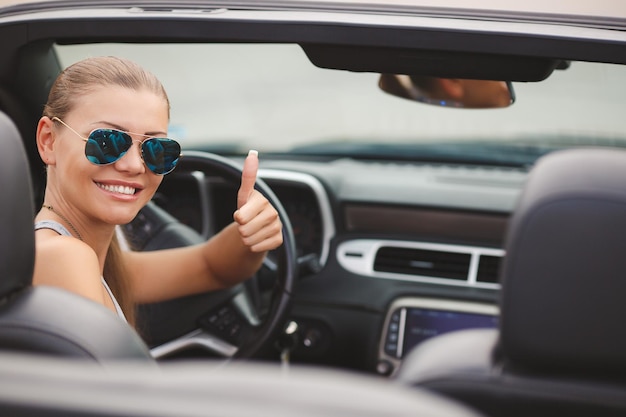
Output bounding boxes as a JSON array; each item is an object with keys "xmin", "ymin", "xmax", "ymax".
[
  {"xmin": 85, "ymin": 129, "xmax": 181, "ymax": 175},
  {"xmin": 53, "ymin": 117, "xmax": 181, "ymax": 175}
]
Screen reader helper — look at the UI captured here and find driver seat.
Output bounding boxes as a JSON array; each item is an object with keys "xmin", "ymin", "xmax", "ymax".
[
  {"xmin": 0, "ymin": 111, "xmax": 153, "ymax": 362},
  {"xmin": 397, "ymin": 148, "xmax": 626, "ymax": 417}
]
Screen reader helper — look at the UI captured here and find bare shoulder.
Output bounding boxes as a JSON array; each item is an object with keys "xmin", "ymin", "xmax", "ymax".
[{"xmin": 33, "ymin": 232, "xmax": 105, "ymax": 305}]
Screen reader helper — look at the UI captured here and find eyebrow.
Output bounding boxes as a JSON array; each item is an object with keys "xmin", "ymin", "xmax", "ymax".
[{"xmin": 93, "ymin": 120, "xmax": 168, "ymax": 138}]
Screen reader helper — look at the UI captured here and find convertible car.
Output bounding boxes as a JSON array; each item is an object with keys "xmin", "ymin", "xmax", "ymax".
[{"xmin": 0, "ymin": 0, "xmax": 625, "ymax": 416}]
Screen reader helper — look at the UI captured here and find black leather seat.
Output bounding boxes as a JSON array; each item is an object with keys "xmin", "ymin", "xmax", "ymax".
[
  {"xmin": 0, "ymin": 111, "xmax": 153, "ymax": 362},
  {"xmin": 397, "ymin": 148, "xmax": 626, "ymax": 417}
]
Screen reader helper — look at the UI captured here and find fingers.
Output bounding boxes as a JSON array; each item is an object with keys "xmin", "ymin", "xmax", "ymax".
[
  {"xmin": 234, "ymin": 190, "xmax": 283, "ymax": 252},
  {"xmin": 237, "ymin": 149, "xmax": 259, "ymax": 209}
]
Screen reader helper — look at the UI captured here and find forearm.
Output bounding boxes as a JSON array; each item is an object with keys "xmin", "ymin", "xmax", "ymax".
[
  {"xmin": 203, "ymin": 222, "xmax": 267, "ymax": 288},
  {"xmin": 127, "ymin": 214, "xmax": 281, "ymax": 304},
  {"xmin": 129, "ymin": 177, "xmax": 283, "ymax": 303}
]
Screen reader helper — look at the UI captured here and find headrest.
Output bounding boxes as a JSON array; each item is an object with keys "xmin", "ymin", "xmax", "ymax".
[
  {"xmin": 0, "ymin": 112, "xmax": 34, "ymax": 298},
  {"xmin": 500, "ymin": 148, "xmax": 626, "ymax": 376}
]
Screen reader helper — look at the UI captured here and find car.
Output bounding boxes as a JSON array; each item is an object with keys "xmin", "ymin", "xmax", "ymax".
[{"xmin": 0, "ymin": 0, "xmax": 625, "ymax": 416}]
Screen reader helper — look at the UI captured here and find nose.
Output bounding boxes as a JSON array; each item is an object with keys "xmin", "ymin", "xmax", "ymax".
[{"xmin": 114, "ymin": 140, "xmax": 146, "ymax": 174}]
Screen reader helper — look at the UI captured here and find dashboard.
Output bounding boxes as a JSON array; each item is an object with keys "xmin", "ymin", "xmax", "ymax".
[
  {"xmin": 152, "ymin": 167, "xmax": 335, "ymax": 272},
  {"xmin": 148, "ymin": 156, "xmax": 524, "ymax": 375}
]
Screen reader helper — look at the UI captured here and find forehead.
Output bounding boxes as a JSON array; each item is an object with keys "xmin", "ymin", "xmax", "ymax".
[{"xmin": 68, "ymin": 85, "xmax": 169, "ymax": 130}]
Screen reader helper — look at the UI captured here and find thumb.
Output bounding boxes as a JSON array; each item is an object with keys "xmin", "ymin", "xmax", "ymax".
[{"xmin": 237, "ymin": 149, "xmax": 258, "ymax": 209}]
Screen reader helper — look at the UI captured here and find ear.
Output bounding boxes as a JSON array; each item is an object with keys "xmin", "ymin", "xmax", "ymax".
[
  {"xmin": 435, "ymin": 78, "xmax": 464, "ymax": 100},
  {"xmin": 36, "ymin": 116, "xmax": 57, "ymax": 166}
]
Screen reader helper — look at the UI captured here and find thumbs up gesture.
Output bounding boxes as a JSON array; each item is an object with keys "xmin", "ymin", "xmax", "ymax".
[{"xmin": 233, "ymin": 150, "xmax": 283, "ymax": 252}]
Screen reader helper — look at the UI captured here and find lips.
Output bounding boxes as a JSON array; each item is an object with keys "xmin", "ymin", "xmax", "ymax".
[{"xmin": 96, "ymin": 182, "xmax": 137, "ymax": 195}]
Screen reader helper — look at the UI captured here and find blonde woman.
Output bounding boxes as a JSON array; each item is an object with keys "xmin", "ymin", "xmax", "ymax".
[{"xmin": 33, "ymin": 56, "xmax": 283, "ymax": 327}]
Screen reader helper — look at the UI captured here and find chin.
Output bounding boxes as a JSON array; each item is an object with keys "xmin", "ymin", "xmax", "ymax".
[{"xmin": 102, "ymin": 208, "xmax": 142, "ymax": 226}]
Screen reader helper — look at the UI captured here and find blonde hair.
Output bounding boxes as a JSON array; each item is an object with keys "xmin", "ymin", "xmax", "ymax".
[
  {"xmin": 43, "ymin": 56, "xmax": 170, "ymax": 327},
  {"xmin": 43, "ymin": 55, "xmax": 170, "ymax": 120}
]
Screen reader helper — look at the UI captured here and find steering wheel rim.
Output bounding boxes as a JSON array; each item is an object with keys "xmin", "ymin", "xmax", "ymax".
[{"xmin": 131, "ymin": 150, "xmax": 297, "ymax": 359}]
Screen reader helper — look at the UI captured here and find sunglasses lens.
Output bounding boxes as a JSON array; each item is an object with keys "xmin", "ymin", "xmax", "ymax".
[
  {"xmin": 142, "ymin": 138, "xmax": 181, "ymax": 175},
  {"xmin": 85, "ymin": 129, "xmax": 132, "ymax": 165}
]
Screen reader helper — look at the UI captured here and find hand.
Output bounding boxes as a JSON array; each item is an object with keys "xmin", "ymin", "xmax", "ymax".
[{"xmin": 234, "ymin": 150, "xmax": 283, "ymax": 252}]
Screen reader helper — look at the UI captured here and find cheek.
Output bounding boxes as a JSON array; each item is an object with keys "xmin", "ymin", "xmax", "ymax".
[
  {"xmin": 56, "ymin": 147, "xmax": 91, "ymax": 176},
  {"xmin": 143, "ymin": 176, "xmax": 164, "ymax": 199}
]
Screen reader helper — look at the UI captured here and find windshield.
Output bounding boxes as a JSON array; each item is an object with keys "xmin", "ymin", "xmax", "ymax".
[{"xmin": 56, "ymin": 43, "xmax": 626, "ymax": 166}]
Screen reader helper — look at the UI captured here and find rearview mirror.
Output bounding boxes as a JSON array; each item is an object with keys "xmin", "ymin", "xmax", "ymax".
[{"xmin": 379, "ymin": 74, "xmax": 515, "ymax": 109}]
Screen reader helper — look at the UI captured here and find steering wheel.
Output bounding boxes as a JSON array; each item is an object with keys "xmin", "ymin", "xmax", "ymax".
[{"xmin": 122, "ymin": 151, "xmax": 297, "ymax": 359}]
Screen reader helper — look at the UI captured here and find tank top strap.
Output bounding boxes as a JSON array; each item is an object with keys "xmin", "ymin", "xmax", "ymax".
[
  {"xmin": 101, "ymin": 277, "xmax": 128, "ymax": 323},
  {"xmin": 34, "ymin": 220, "xmax": 72, "ymax": 237}
]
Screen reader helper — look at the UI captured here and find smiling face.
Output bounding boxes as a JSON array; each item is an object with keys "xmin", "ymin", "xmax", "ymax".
[{"xmin": 45, "ymin": 85, "xmax": 169, "ymax": 226}]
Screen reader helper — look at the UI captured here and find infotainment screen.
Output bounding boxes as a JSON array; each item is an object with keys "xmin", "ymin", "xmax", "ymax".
[
  {"xmin": 402, "ymin": 307, "xmax": 498, "ymax": 354},
  {"xmin": 381, "ymin": 299, "xmax": 498, "ymax": 360}
]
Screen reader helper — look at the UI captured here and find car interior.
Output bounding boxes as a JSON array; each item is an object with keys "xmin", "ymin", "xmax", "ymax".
[
  {"xmin": 0, "ymin": 103, "xmax": 482, "ymax": 417},
  {"xmin": 0, "ymin": 1, "xmax": 625, "ymax": 416}
]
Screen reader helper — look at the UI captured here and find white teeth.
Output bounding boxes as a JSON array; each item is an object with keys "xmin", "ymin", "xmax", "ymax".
[{"xmin": 97, "ymin": 183, "xmax": 136, "ymax": 195}]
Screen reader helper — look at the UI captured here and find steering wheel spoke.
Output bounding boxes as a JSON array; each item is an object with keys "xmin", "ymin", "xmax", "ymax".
[{"xmin": 150, "ymin": 328, "xmax": 238, "ymax": 359}]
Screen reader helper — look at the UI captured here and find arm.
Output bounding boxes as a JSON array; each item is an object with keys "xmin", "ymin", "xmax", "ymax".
[{"xmin": 126, "ymin": 151, "xmax": 283, "ymax": 304}]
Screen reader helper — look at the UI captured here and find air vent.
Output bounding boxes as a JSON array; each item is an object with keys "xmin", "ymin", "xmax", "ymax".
[
  {"xmin": 476, "ymin": 255, "xmax": 502, "ymax": 284},
  {"xmin": 374, "ymin": 246, "xmax": 471, "ymax": 281},
  {"xmin": 337, "ymin": 239, "xmax": 504, "ymax": 289}
]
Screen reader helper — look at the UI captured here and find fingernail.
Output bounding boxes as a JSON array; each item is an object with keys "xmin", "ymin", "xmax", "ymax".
[{"xmin": 248, "ymin": 149, "xmax": 258, "ymax": 157}]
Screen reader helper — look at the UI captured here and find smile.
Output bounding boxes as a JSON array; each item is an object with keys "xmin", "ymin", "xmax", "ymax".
[{"xmin": 96, "ymin": 182, "xmax": 137, "ymax": 195}]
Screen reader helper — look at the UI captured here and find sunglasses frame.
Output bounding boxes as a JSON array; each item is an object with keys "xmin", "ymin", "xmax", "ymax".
[{"xmin": 51, "ymin": 116, "xmax": 182, "ymax": 175}]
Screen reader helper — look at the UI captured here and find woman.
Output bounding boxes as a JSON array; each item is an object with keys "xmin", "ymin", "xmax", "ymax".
[{"xmin": 32, "ymin": 56, "xmax": 283, "ymax": 327}]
